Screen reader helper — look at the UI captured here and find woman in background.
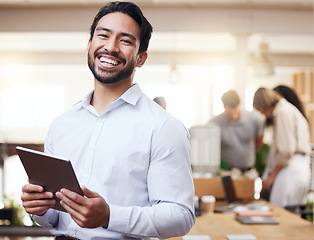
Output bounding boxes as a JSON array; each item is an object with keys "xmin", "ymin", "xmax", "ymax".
[
  {"xmin": 253, "ymin": 87, "xmax": 311, "ymax": 208},
  {"xmin": 273, "ymin": 85, "xmax": 307, "ymax": 120},
  {"xmin": 265, "ymin": 85, "xmax": 307, "ymax": 126}
]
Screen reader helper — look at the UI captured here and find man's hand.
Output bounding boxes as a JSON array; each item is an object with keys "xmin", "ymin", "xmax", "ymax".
[
  {"xmin": 21, "ymin": 183, "xmax": 56, "ymax": 216},
  {"xmin": 262, "ymin": 165, "xmax": 283, "ymax": 192},
  {"xmin": 262, "ymin": 176, "xmax": 273, "ymax": 191},
  {"xmin": 56, "ymin": 186, "xmax": 110, "ymax": 228}
]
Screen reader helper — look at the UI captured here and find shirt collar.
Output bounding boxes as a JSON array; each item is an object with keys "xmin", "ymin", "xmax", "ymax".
[
  {"xmin": 75, "ymin": 84, "xmax": 143, "ymax": 109},
  {"xmin": 78, "ymin": 90, "xmax": 94, "ymax": 108},
  {"xmin": 119, "ymin": 84, "xmax": 142, "ymax": 106},
  {"xmin": 223, "ymin": 111, "xmax": 244, "ymax": 125}
]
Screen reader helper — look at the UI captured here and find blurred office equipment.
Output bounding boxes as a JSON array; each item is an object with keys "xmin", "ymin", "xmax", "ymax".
[{"xmin": 189, "ymin": 124, "xmax": 220, "ymax": 176}]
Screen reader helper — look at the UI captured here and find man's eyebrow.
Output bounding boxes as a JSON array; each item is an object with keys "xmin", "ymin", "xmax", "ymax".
[
  {"xmin": 95, "ymin": 27, "xmax": 111, "ymax": 32},
  {"xmin": 121, "ymin": 32, "xmax": 137, "ymax": 42},
  {"xmin": 95, "ymin": 27, "xmax": 137, "ymax": 41}
]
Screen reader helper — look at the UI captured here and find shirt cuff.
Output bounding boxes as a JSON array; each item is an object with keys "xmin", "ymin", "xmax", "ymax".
[
  {"xmin": 31, "ymin": 209, "xmax": 59, "ymax": 228},
  {"xmin": 106, "ymin": 204, "xmax": 130, "ymax": 233}
]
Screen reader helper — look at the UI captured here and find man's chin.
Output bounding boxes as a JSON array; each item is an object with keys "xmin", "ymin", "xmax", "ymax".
[{"xmin": 95, "ymin": 74, "xmax": 127, "ymax": 85}]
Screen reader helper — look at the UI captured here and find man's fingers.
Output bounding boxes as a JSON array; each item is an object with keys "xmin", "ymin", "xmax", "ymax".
[
  {"xmin": 22, "ymin": 198, "xmax": 56, "ymax": 216},
  {"xmin": 82, "ymin": 186, "xmax": 98, "ymax": 198},
  {"xmin": 56, "ymin": 189, "xmax": 86, "ymax": 206},
  {"xmin": 56, "ymin": 190, "xmax": 86, "ymax": 225},
  {"xmin": 23, "ymin": 198, "xmax": 55, "ymax": 208},
  {"xmin": 21, "ymin": 191, "xmax": 54, "ymax": 202},
  {"xmin": 22, "ymin": 183, "xmax": 44, "ymax": 193},
  {"xmin": 56, "ymin": 190, "xmax": 84, "ymax": 212}
]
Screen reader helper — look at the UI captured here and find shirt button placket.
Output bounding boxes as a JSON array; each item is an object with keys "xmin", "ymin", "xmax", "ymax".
[{"xmin": 85, "ymin": 117, "xmax": 104, "ymax": 185}]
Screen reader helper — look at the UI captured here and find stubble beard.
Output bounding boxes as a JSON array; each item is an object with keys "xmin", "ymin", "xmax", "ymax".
[{"xmin": 88, "ymin": 51, "xmax": 136, "ymax": 85}]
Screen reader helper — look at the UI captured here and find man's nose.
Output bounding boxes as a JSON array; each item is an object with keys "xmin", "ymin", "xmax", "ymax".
[{"xmin": 105, "ymin": 38, "xmax": 120, "ymax": 53}]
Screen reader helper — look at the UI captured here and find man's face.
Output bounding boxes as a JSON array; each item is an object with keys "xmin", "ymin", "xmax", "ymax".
[
  {"xmin": 87, "ymin": 12, "xmax": 146, "ymax": 84},
  {"xmin": 224, "ymin": 105, "xmax": 241, "ymax": 123}
]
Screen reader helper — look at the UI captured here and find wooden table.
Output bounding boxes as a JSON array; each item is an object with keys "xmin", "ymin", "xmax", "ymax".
[
  {"xmin": 171, "ymin": 203, "xmax": 314, "ymax": 240},
  {"xmin": 0, "ymin": 204, "xmax": 312, "ymax": 240}
]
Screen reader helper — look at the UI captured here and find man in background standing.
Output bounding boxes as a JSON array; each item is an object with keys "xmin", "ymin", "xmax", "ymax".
[{"xmin": 208, "ymin": 90, "xmax": 264, "ymax": 173}]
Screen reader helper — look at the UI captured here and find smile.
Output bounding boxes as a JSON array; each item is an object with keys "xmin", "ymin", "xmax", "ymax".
[{"xmin": 99, "ymin": 57, "xmax": 119, "ymax": 66}]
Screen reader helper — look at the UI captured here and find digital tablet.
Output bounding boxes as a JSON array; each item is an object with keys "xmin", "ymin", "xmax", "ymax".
[
  {"xmin": 16, "ymin": 146, "xmax": 83, "ymax": 212},
  {"xmin": 236, "ymin": 215, "xmax": 279, "ymax": 225}
]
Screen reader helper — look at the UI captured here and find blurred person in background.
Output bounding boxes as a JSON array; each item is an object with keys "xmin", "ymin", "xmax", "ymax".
[
  {"xmin": 262, "ymin": 85, "xmax": 308, "ymax": 199},
  {"xmin": 208, "ymin": 90, "xmax": 264, "ymax": 176},
  {"xmin": 266, "ymin": 85, "xmax": 307, "ymax": 126},
  {"xmin": 273, "ymin": 85, "xmax": 307, "ymax": 120},
  {"xmin": 253, "ymin": 87, "xmax": 311, "ymax": 208},
  {"xmin": 153, "ymin": 96, "xmax": 167, "ymax": 110}
]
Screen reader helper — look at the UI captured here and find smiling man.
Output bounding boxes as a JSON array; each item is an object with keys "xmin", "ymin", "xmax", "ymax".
[{"xmin": 21, "ymin": 2, "xmax": 195, "ymax": 240}]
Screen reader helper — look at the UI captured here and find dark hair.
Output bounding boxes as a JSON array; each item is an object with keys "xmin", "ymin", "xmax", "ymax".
[
  {"xmin": 273, "ymin": 85, "xmax": 307, "ymax": 120},
  {"xmin": 89, "ymin": 1, "xmax": 153, "ymax": 53},
  {"xmin": 221, "ymin": 90, "xmax": 240, "ymax": 108}
]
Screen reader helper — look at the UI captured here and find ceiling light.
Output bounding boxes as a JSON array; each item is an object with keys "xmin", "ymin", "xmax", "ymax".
[{"xmin": 252, "ymin": 41, "xmax": 274, "ymax": 76}]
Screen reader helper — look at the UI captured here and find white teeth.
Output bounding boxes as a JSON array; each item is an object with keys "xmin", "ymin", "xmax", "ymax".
[{"xmin": 99, "ymin": 57, "xmax": 118, "ymax": 66}]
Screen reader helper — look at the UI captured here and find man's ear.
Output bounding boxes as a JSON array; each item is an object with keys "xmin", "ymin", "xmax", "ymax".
[{"xmin": 136, "ymin": 52, "xmax": 148, "ymax": 67}]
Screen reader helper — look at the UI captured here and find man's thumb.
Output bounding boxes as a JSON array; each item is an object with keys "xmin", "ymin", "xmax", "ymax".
[{"xmin": 81, "ymin": 185, "xmax": 98, "ymax": 198}]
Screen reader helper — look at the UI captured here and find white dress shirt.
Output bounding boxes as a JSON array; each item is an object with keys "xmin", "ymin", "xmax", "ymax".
[
  {"xmin": 263, "ymin": 98, "xmax": 311, "ymax": 207},
  {"xmin": 33, "ymin": 84, "xmax": 195, "ymax": 240},
  {"xmin": 272, "ymin": 98, "xmax": 311, "ymax": 167}
]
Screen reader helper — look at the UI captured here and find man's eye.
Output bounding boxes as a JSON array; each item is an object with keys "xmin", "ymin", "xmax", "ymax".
[
  {"xmin": 121, "ymin": 39, "xmax": 132, "ymax": 44},
  {"xmin": 98, "ymin": 34, "xmax": 108, "ymax": 38}
]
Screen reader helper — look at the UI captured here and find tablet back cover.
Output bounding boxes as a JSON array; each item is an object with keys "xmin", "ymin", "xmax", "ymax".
[
  {"xmin": 236, "ymin": 215, "xmax": 279, "ymax": 225},
  {"xmin": 16, "ymin": 146, "xmax": 83, "ymax": 212}
]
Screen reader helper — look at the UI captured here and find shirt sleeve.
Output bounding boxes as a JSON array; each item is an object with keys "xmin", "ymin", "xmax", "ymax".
[
  {"xmin": 107, "ymin": 117, "xmax": 196, "ymax": 238},
  {"xmin": 31, "ymin": 209, "xmax": 59, "ymax": 228}
]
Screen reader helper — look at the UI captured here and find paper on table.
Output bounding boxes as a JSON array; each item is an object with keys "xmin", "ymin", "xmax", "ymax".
[
  {"xmin": 226, "ymin": 234, "xmax": 256, "ymax": 240},
  {"xmin": 236, "ymin": 209, "xmax": 273, "ymax": 217},
  {"xmin": 182, "ymin": 235, "xmax": 211, "ymax": 240}
]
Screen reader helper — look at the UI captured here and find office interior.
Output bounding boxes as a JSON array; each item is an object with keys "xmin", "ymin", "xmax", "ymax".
[{"xmin": 0, "ymin": 0, "xmax": 313, "ymax": 227}]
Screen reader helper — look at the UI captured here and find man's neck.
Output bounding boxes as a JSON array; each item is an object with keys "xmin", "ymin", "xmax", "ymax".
[{"xmin": 91, "ymin": 79, "xmax": 133, "ymax": 115}]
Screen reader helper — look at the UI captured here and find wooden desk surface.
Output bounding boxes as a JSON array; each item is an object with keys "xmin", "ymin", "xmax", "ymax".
[
  {"xmin": 0, "ymin": 204, "xmax": 312, "ymax": 240},
  {"xmin": 171, "ymin": 203, "xmax": 314, "ymax": 240}
]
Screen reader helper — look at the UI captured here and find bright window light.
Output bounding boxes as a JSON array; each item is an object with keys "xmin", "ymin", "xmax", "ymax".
[
  {"xmin": 245, "ymin": 86, "xmax": 257, "ymax": 111},
  {"xmin": 1, "ymin": 86, "xmax": 35, "ymax": 127},
  {"xmin": 1, "ymin": 85, "xmax": 64, "ymax": 127},
  {"xmin": 145, "ymin": 84, "xmax": 195, "ymax": 128},
  {"xmin": 212, "ymin": 86, "xmax": 228, "ymax": 116},
  {"xmin": 35, "ymin": 86, "xmax": 64, "ymax": 126}
]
